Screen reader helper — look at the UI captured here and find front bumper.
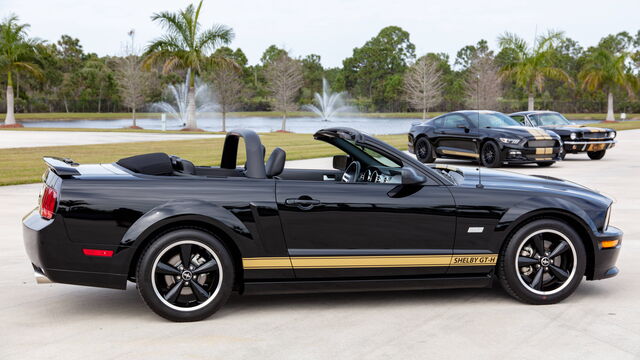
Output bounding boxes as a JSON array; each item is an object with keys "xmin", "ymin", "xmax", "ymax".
[
  {"xmin": 588, "ymin": 225, "xmax": 622, "ymax": 280},
  {"xmin": 563, "ymin": 140, "xmax": 617, "ymax": 153},
  {"xmin": 501, "ymin": 143, "xmax": 562, "ymax": 164}
]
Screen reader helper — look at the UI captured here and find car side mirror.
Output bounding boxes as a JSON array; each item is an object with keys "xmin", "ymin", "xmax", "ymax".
[
  {"xmin": 401, "ymin": 167, "xmax": 426, "ymax": 185},
  {"xmin": 333, "ymin": 155, "xmax": 349, "ymax": 171}
]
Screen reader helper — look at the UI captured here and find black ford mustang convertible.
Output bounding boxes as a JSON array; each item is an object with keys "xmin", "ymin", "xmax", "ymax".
[
  {"xmin": 408, "ymin": 110, "xmax": 562, "ymax": 167},
  {"xmin": 24, "ymin": 128, "xmax": 621, "ymax": 321}
]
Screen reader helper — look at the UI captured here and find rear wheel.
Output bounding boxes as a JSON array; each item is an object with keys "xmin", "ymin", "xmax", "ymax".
[
  {"xmin": 136, "ymin": 229, "xmax": 234, "ymax": 322},
  {"xmin": 587, "ymin": 150, "xmax": 606, "ymax": 160},
  {"xmin": 415, "ymin": 137, "xmax": 435, "ymax": 163},
  {"xmin": 480, "ymin": 141, "xmax": 503, "ymax": 168},
  {"xmin": 498, "ymin": 219, "xmax": 586, "ymax": 304}
]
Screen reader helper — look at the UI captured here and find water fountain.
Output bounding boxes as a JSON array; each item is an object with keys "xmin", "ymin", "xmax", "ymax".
[
  {"xmin": 303, "ymin": 78, "xmax": 350, "ymax": 121},
  {"xmin": 151, "ymin": 70, "xmax": 217, "ymax": 127}
]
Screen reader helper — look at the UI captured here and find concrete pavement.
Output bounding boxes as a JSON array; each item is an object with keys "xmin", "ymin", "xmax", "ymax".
[
  {"xmin": 1, "ymin": 131, "xmax": 640, "ymax": 359},
  {"xmin": 0, "ymin": 130, "xmax": 223, "ymax": 148}
]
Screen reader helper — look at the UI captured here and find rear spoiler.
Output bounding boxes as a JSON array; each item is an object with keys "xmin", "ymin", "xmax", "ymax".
[{"xmin": 43, "ymin": 157, "xmax": 81, "ymax": 176}]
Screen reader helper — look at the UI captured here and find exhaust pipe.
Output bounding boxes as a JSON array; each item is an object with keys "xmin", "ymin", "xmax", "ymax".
[{"xmin": 34, "ymin": 269, "xmax": 53, "ymax": 284}]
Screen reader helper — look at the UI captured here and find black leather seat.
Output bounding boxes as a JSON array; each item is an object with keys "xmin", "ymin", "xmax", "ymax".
[{"xmin": 265, "ymin": 148, "xmax": 286, "ymax": 178}]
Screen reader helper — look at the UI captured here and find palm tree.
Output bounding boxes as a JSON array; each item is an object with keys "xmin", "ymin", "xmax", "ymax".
[
  {"xmin": 579, "ymin": 47, "xmax": 638, "ymax": 121},
  {"xmin": 498, "ymin": 30, "xmax": 571, "ymax": 111},
  {"xmin": 143, "ymin": 0, "xmax": 234, "ymax": 130},
  {"xmin": 0, "ymin": 15, "xmax": 42, "ymax": 126}
]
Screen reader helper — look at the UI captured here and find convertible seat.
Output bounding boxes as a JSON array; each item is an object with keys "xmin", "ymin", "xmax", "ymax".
[
  {"xmin": 266, "ymin": 148, "xmax": 286, "ymax": 178},
  {"xmin": 116, "ymin": 153, "xmax": 174, "ymax": 176}
]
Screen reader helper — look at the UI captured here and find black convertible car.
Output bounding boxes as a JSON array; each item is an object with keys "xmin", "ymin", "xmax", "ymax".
[
  {"xmin": 509, "ymin": 111, "xmax": 617, "ymax": 160},
  {"xmin": 24, "ymin": 128, "xmax": 621, "ymax": 322},
  {"xmin": 408, "ymin": 110, "xmax": 562, "ymax": 167}
]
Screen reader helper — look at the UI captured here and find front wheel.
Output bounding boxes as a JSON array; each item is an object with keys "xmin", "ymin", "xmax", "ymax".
[
  {"xmin": 536, "ymin": 161, "xmax": 555, "ymax": 167},
  {"xmin": 136, "ymin": 229, "xmax": 235, "ymax": 322},
  {"xmin": 587, "ymin": 150, "xmax": 606, "ymax": 160},
  {"xmin": 480, "ymin": 141, "xmax": 503, "ymax": 168},
  {"xmin": 498, "ymin": 219, "xmax": 586, "ymax": 304},
  {"xmin": 415, "ymin": 137, "xmax": 435, "ymax": 163}
]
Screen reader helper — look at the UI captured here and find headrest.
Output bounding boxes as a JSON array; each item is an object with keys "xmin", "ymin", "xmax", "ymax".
[
  {"xmin": 116, "ymin": 153, "xmax": 174, "ymax": 176},
  {"xmin": 265, "ymin": 148, "xmax": 286, "ymax": 178}
]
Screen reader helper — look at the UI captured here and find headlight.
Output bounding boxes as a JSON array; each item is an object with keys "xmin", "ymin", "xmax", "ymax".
[
  {"xmin": 499, "ymin": 138, "xmax": 521, "ymax": 145},
  {"xmin": 570, "ymin": 133, "xmax": 577, "ymax": 140},
  {"xmin": 609, "ymin": 131, "xmax": 616, "ymax": 138}
]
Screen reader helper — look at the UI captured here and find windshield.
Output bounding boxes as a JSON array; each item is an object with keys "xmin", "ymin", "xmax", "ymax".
[
  {"xmin": 346, "ymin": 140, "xmax": 402, "ymax": 168},
  {"xmin": 529, "ymin": 113, "xmax": 571, "ymax": 126},
  {"xmin": 470, "ymin": 112, "xmax": 520, "ymax": 128}
]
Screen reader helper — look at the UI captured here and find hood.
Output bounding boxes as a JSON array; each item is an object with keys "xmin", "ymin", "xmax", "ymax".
[
  {"xmin": 449, "ymin": 166, "xmax": 609, "ymax": 203},
  {"xmin": 487, "ymin": 125, "xmax": 560, "ymax": 140},
  {"xmin": 538, "ymin": 125, "xmax": 614, "ymax": 136}
]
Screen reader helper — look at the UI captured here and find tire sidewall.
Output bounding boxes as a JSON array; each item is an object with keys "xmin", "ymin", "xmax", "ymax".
[
  {"xmin": 415, "ymin": 137, "xmax": 434, "ymax": 163},
  {"xmin": 499, "ymin": 219, "xmax": 586, "ymax": 304},
  {"xmin": 588, "ymin": 150, "xmax": 606, "ymax": 160},
  {"xmin": 481, "ymin": 141, "xmax": 502, "ymax": 168},
  {"xmin": 137, "ymin": 229, "xmax": 235, "ymax": 322}
]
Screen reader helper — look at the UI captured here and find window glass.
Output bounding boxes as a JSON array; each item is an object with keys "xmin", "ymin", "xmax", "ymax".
[
  {"xmin": 345, "ymin": 140, "xmax": 403, "ymax": 168},
  {"xmin": 529, "ymin": 113, "xmax": 571, "ymax": 126},
  {"xmin": 510, "ymin": 115, "xmax": 525, "ymax": 125},
  {"xmin": 443, "ymin": 115, "xmax": 469, "ymax": 129}
]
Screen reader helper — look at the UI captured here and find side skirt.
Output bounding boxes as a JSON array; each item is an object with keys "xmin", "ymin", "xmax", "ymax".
[{"xmin": 243, "ymin": 275, "xmax": 493, "ymax": 295}]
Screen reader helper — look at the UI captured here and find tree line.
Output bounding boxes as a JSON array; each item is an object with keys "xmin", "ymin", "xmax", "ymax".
[{"xmin": 2, "ymin": 1, "xmax": 640, "ymax": 128}]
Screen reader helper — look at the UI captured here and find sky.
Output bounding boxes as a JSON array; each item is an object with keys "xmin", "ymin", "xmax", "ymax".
[{"xmin": 3, "ymin": 0, "xmax": 639, "ymax": 68}]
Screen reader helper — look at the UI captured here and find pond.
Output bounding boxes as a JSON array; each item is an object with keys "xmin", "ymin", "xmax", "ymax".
[{"xmin": 21, "ymin": 116, "xmax": 595, "ymax": 135}]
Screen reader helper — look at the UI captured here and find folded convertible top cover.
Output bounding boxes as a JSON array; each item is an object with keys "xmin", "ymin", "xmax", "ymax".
[{"xmin": 116, "ymin": 153, "xmax": 174, "ymax": 176}]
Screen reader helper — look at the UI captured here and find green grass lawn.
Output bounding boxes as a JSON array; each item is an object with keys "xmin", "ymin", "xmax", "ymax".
[{"xmin": 0, "ymin": 133, "xmax": 408, "ymax": 186}]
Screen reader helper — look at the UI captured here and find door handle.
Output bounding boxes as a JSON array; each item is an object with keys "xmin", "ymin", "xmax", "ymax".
[{"xmin": 284, "ymin": 197, "xmax": 321, "ymax": 210}]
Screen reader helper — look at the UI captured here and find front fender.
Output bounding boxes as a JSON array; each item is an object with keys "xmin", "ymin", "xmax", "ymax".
[{"xmin": 120, "ymin": 199, "xmax": 251, "ymax": 248}]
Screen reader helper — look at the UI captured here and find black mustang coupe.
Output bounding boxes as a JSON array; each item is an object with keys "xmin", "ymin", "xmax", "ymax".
[
  {"xmin": 509, "ymin": 111, "xmax": 617, "ymax": 160},
  {"xmin": 24, "ymin": 128, "xmax": 621, "ymax": 321},
  {"xmin": 408, "ymin": 110, "xmax": 563, "ymax": 168}
]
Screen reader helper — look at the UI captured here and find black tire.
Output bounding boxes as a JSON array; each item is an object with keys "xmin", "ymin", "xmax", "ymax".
[
  {"xmin": 480, "ymin": 141, "xmax": 503, "ymax": 168},
  {"xmin": 498, "ymin": 219, "xmax": 586, "ymax": 305},
  {"xmin": 559, "ymin": 150, "xmax": 566, "ymax": 160},
  {"xmin": 536, "ymin": 161, "xmax": 555, "ymax": 167},
  {"xmin": 136, "ymin": 229, "xmax": 234, "ymax": 322},
  {"xmin": 587, "ymin": 150, "xmax": 606, "ymax": 160},
  {"xmin": 414, "ymin": 137, "xmax": 435, "ymax": 163}
]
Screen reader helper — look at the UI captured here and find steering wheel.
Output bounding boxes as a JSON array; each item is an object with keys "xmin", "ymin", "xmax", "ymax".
[{"xmin": 341, "ymin": 161, "xmax": 361, "ymax": 183}]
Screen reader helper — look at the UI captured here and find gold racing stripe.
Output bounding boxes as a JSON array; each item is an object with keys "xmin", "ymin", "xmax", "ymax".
[
  {"xmin": 440, "ymin": 149, "xmax": 479, "ymax": 158},
  {"xmin": 526, "ymin": 128, "xmax": 552, "ymax": 140},
  {"xmin": 535, "ymin": 147, "xmax": 553, "ymax": 155},
  {"xmin": 243, "ymin": 254, "xmax": 498, "ymax": 269}
]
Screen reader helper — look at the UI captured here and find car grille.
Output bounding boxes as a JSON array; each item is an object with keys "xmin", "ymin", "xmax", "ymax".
[
  {"xmin": 527, "ymin": 140, "xmax": 557, "ymax": 148},
  {"xmin": 582, "ymin": 132, "xmax": 609, "ymax": 139}
]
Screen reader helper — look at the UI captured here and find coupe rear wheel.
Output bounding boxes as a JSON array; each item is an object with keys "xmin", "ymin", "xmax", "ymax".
[
  {"xmin": 587, "ymin": 150, "xmax": 606, "ymax": 160},
  {"xmin": 498, "ymin": 219, "xmax": 586, "ymax": 304},
  {"xmin": 415, "ymin": 137, "xmax": 435, "ymax": 163},
  {"xmin": 480, "ymin": 141, "xmax": 503, "ymax": 168},
  {"xmin": 137, "ymin": 229, "xmax": 234, "ymax": 322}
]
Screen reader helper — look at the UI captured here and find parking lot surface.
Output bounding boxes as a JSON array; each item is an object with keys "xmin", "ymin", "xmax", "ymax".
[{"xmin": 1, "ymin": 130, "xmax": 639, "ymax": 359}]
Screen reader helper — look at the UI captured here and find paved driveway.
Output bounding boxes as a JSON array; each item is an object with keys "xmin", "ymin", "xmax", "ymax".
[
  {"xmin": 1, "ymin": 131, "xmax": 639, "ymax": 359},
  {"xmin": 0, "ymin": 130, "xmax": 223, "ymax": 148}
]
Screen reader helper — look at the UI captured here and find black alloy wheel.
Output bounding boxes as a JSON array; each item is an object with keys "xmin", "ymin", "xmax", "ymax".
[
  {"xmin": 587, "ymin": 150, "xmax": 606, "ymax": 160},
  {"xmin": 415, "ymin": 137, "xmax": 434, "ymax": 163},
  {"xmin": 137, "ymin": 229, "xmax": 234, "ymax": 322},
  {"xmin": 480, "ymin": 141, "xmax": 502, "ymax": 168},
  {"xmin": 498, "ymin": 219, "xmax": 586, "ymax": 304}
]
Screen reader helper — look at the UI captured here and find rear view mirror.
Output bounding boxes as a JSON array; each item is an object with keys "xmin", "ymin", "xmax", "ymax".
[
  {"xmin": 333, "ymin": 155, "xmax": 349, "ymax": 171},
  {"xmin": 401, "ymin": 167, "xmax": 426, "ymax": 185}
]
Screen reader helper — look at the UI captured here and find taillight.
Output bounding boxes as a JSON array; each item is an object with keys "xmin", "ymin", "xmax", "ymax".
[{"xmin": 40, "ymin": 186, "xmax": 58, "ymax": 220}]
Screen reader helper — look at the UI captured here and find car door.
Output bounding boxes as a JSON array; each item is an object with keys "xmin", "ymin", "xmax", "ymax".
[
  {"xmin": 434, "ymin": 114, "xmax": 478, "ymax": 158},
  {"xmin": 275, "ymin": 179, "xmax": 456, "ymax": 278}
]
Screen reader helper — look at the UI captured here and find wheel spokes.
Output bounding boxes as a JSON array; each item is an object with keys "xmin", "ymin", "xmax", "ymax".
[
  {"xmin": 180, "ymin": 244, "xmax": 192, "ymax": 268},
  {"xmin": 548, "ymin": 264, "xmax": 570, "ymax": 282},
  {"xmin": 193, "ymin": 259, "xmax": 218, "ymax": 275},
  {"xmin": 518, "ymin": 256, "xmax": 539, "ymax": 267},
  {"xmin": 549, "ymin": 241, "xmax": 569, "ymax": 258},
  {"xmin": 529, "ymin": 268, "xmax": 544, "ymax": 291},
  {"xmin": 156, "ymin": 262, "xmax": 181, "ymax": 276},
  {"xmin": 190, "ymin": 281, "xmax": 210, "ymax": 303},
  {"xmin": 164, "ymin": 280, "xmax": 185, "ymax": 303},
  {"xmin": 531, "ymin": 234, "xmax": 546, "ymax": 256}
]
